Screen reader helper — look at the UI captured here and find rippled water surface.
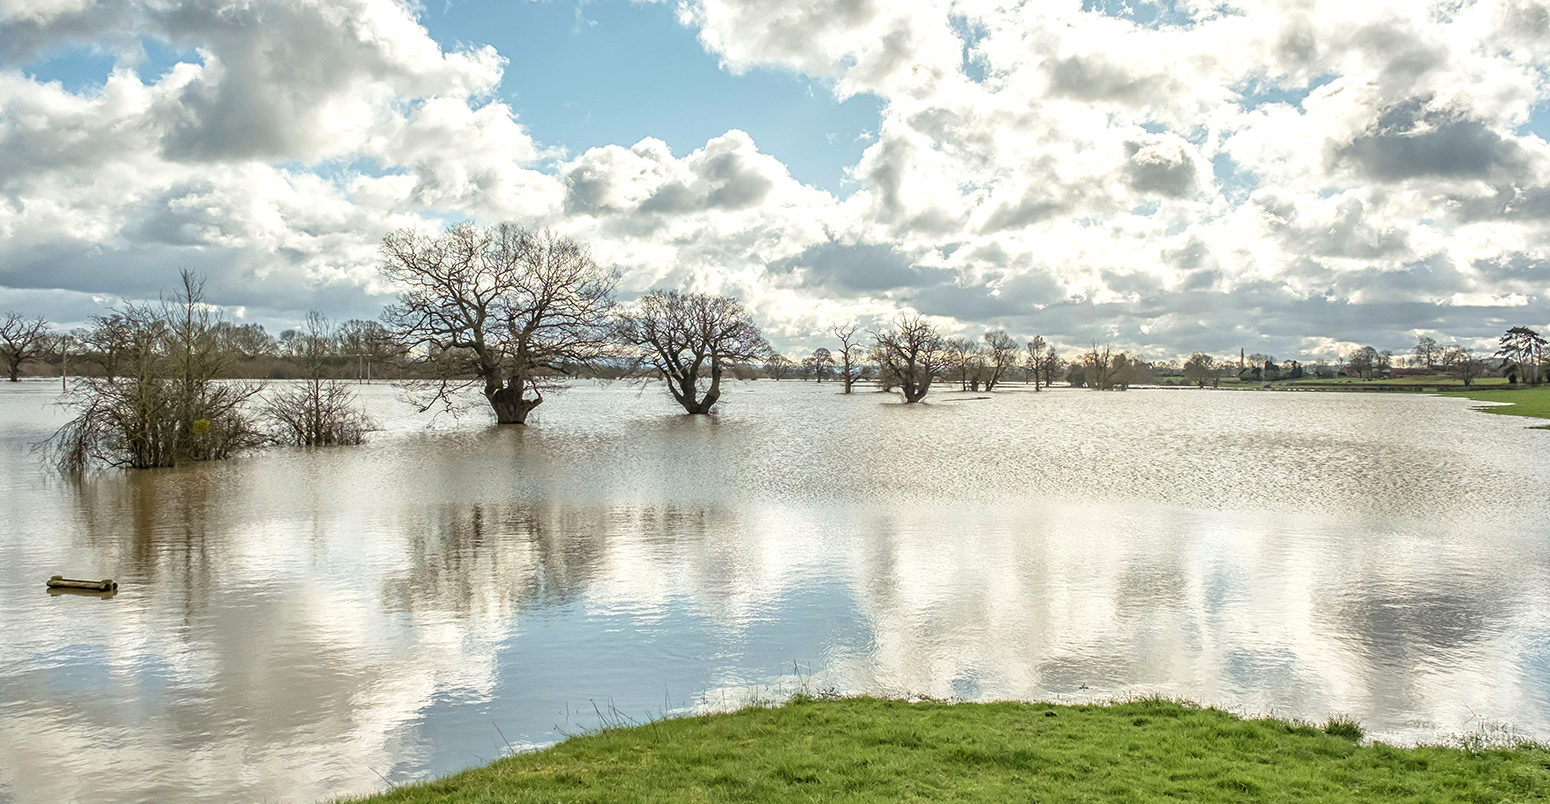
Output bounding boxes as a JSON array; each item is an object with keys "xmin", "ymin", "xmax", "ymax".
[{"xmin": 2, "ymin": 379, "xmax": 1548, "ymax": 802}]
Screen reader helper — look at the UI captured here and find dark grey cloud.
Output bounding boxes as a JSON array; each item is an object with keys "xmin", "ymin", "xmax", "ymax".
[
  {"xmin": 980, "ymin": 192, "xmax": 1067, "ymax": 232},
  {"xmin": 1448, "ymin": 184, "xmax": 1550, "ymax": 222},
  {"xmin": 1123, "ymin": 136, "xmax": 1198, "ymax": 198},
  {"xmin": 0, "ymin": 1, "xmax": 140, "ymax": 64},
  {"xmin": 768, "ymin": 241, "xmax": 949, "ymax": 293},
  {"xmin": 1046, "ymin": 54, "xmax": 1162, "ymax": 103},
  {"xmin": 1255, "ymin": 193, "xmax": 1409, "ymax": 259},
  {"xmin": 1333, "ymin": 98, "xmax": 1529, "ymax": 182}
]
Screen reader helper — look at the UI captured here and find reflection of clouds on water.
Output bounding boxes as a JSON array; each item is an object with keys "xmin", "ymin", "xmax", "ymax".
[{"xmin": 1, "ymin": 382, "xmax": 1549, "ymax": 802}]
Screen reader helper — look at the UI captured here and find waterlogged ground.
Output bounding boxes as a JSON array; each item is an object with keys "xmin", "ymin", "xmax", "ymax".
[{"xmin": 1, "ymin": 379, "xmax": 1547, "ymax": 802}]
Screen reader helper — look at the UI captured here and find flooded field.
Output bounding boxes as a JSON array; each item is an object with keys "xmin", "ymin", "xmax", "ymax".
[{"xmin": 2, "ymin": 380, "xmax": 1547, "ymax": 802}]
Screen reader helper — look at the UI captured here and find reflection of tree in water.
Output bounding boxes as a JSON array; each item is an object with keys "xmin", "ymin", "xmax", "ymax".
[
  {"xmin": 382, "ymin": 503, "xmax": 609, "ymax": 617},
  {"xmin": 380, "ymin": 502, "xmax": 742, "ymax": 619},
  {"xmin": 62, "ymin": 465, "xmax": 226, "ymax": 613}
]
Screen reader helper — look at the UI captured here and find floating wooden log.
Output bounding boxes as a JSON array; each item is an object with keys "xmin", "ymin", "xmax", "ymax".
[
  {"xmin": 46, "ymin": 575, "xmax": 117, "ymax": 591},
  {"xmin": 48, "ymin": 587, "xmax": 117, "ymax": 599}
]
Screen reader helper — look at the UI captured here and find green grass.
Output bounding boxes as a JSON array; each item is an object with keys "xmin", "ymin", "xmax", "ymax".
[
  {"xmin": 1281, "ymin": 375, "xmax": 1510, "ymax": 387},
  {"xmin": 354, "ymin": 697, "xmax": 1550, "ymax": 803},
  {"xmin": 1441, "ymin": 386, "xmax": 1550, "ymax": 426}
]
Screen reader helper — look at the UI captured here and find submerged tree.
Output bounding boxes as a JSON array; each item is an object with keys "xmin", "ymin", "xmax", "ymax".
[
  {"xmin": 616, "ymin": 290, "xmax": 773, "ymax": 414},
  {"xmin": 260, "ymin": 312, "xmax": 375, "ymax": 446},
  {"xmin": 832, "ymin": 323, "xmax": 865, "ymax": 393},
  {"xmin": 1, "ymin": 312, "xmax": 50, "ymax": 381},
  {"xmin": 764, "ymin": 354, "xmax": 795, "ymax": 381},
  {"xmin": 803, "ymin": 347, "xmax": 835, "ymax": 382},
  {"xmin": 982, "ymin": 330, "xmax": 1019, "ymax": 391},
  {"xmin": 43, "ymin": 271, "xmax": 265, "ymax": 471},
  {"xmin": 336, "ymin": 319, "xmax": 400, "ymax": 382},
  {"xmin": 1022, "ymin": 336, "xmax": 1047, "ymax": 393},
  {"xmin": 380, "ymin": 223, "xmax": 617, "ymax": 424},
  {"xmin": 944, "ymin": 336, "xmax": 979, "ymax": 391},
  {"xmin": 873, "ymin": 314, "xmax": 945, "ymax": 403}
]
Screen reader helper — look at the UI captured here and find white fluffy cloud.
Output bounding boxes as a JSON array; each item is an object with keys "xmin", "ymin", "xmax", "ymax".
[{"xmin": 1, "ymin": 0, "xmax": 1549, "ymax": 360}]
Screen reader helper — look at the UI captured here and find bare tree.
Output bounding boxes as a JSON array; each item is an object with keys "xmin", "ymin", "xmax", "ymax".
[
  {"xmin": 1413, "ymin": 335, "xmax": 1439, "ymax": 370},
  {"xmin": 982, "ymin": 330, "xmax": 1018, "ymax": 390},
  {"xmin": 79, "ymin": 312, "xmax": 136, "ymax": 380},
  {"xmin": 868, "ymin": 343, "xmax": 899, "ymax": 392},
  {"xmin": 943, "ymin": 336, "xmax": 978, "ymax": 391},
  {"xmin": 1042, "ymin": 347, "xmax": 1061, "ymax": 387},
  {"xmin": 873, "ymin": 314, "xmax": 945, "ymax": 403},
  {"xmin": 616, "ymin": 290, "xmax": 772, "ymax": 414},
  {"xmin": 1346, "ymin": 346, "xmax": 1378, "ymax": 379},
  {"xmin": 831, "ymin": 323, "xmax": 865, "ymax": 393},
  {"xmin": 337, "ymin": 319, "xmax": 401, "ymax": 382},
  {"xmin": 1025, "ymin": 336, "xmax": 1047, "ymax": 390},
  {"xmin": 803, "ymin": 347, "xmax": 835, "ymax": 382},
  {"xmin": 260, "ymin": 312, "xmax": 375, "ymax": 446},
  {"xmin": 1083, "ymin": 343, "xmax": 1123, "ymax": 390},
  {"xmin": 764, "ymin": 354, "xmax": 795, "ymax": 381},
  {"xmin": 1, "ymin": 312, "xmax": 50, "ymax": 381},
  {"xmin": 380, "ymin": 223, "xmax": 617, "ymax": 424},
  {"xmin": 1441, "ymin": 345, "xmax": 1482, "ymax": 386},
  {"xmin": 43, "ymin": 271, "xmax": 265, "ymax": 471}
]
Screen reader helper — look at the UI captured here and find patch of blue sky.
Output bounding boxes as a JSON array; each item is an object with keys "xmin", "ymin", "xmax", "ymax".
[
  {"xmin": 951, "ymin": 14, "xmax": 991, "ymax": 84},
  {"xmin": 17, "ymin": 35, "xmax": 194, "ymax": 91},
  {"xmin": 1212, "ymin": 153, "xmax": 1257, "ymax": 202},
  {"xmin": 1080, "ymin": 0, "xmax": 1198, "ymax": 28},
  {"xmin": 427, "ymin": 0, "xmax": 883, "ymax": 196},
  {"xmin": 1236, "ymin": 73, "xmax": 1337, "ymax": 112},
  {"xmin": 1521, "ymin": 100, "xmax": 1550, "ymax": 140}
]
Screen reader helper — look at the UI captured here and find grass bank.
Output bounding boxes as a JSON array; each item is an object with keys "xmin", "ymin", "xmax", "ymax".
[
  {"xmin": 355, "ymin": 697, "xmax": 1550, "ymax": 803},
  {"xmin": 1442, "ymin": 386, "xmax": 1550, "ymax": 427}
]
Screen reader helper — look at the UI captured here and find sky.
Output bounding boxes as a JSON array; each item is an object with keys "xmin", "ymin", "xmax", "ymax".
[{"xmin": 1, "ymin": 0, "xmax": 1548, "ymax": 361}]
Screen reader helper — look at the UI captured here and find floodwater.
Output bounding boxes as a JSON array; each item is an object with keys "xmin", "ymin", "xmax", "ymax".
[{"xmin": 1, "ymin": 379, "xmax": 1547, "ymax": 802}]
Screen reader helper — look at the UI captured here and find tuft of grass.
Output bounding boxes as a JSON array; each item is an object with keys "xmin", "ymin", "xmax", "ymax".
[
  {"xmin": 352, "ymin": 697, "xmax": 1550, "ymax": 803},
  {"xmin": 1323, "ymin": 714, "xmax": 1365, "ymax": 741}
]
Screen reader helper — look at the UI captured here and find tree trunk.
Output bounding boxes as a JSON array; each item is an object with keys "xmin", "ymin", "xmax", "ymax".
[
  {"xmin": 6, "ymin": 358, "xmax": 18, "ymax": 381},
  {"xmin": 486, "ymin": 384, "xmax": 541, "ymax": 424}
]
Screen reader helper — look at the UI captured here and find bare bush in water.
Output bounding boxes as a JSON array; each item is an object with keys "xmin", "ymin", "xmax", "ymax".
[
  {"xmin": 260, "ymin": 312, "xmax": 375, "ymax": 447},
  {"xmin": 43, "ymin": 271, "xmax": 265, "ymax": 472}
]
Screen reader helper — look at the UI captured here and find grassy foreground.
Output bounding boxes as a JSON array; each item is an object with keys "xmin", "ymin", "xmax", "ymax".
[
  {"xmin": 1442, "ymin": 386, "xmax": 1550, "ymax": 426},
  {"xmin": 356, "ymin": 697, "xmax": 1550, "ymax": 803}
]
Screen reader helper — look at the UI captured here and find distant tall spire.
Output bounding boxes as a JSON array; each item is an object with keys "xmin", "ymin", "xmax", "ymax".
[{"xmin": 1239, "ymin": 348, "xmax": 1244, "ymax": 370}]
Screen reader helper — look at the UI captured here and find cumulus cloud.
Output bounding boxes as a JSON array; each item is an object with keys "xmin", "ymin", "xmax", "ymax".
[{"xmin": 2, "ymin": 0, "xmax": 1550, "ymax": 360}]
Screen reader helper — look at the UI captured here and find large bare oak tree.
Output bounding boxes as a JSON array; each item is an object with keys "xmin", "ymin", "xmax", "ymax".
[
  {"xmin": 872, "ymin": 314, "xmax": 945, "ymax": 403},
  {"xmin": 617, "ymin": 290, "xmax": 772, "ymax": 414},
  {"xmin": 380, "ymin": 223, "xmax": 617, "ymax": 424}
]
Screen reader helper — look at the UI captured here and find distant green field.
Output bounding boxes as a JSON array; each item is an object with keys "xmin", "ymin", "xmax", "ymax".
[
  {"xmin": 1282, "ymin": 375, "xmax": 1510, "ymax": 387},
  {"xmin": 1442, "ymin": 386, "xmax": 1550, "ymax": 426},
  {"xmin": 355, "ymin": 697, "xmax": 1550, "ymax": 803}
]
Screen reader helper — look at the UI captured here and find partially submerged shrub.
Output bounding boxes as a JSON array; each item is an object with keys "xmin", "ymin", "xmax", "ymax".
[
  {"xmin": 258, "ymin": 312, "xmax": 375, "ymax": 446},
  {"xmin": 261, "ymin": 380, "xmax": 375, "ymax": 446},
  {"xmin": 43, "ymin": 272, "xmax": 265, "ymax": 471}
]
